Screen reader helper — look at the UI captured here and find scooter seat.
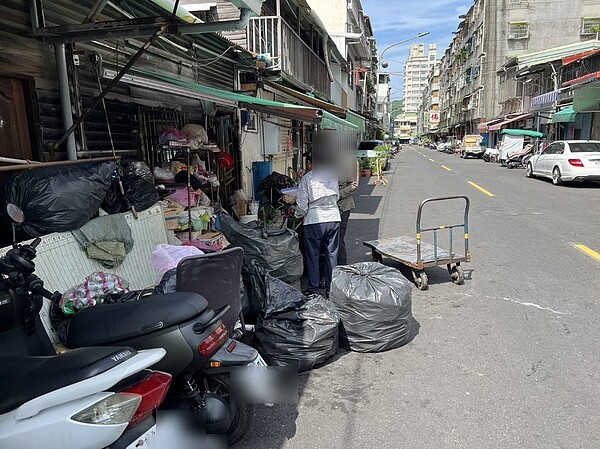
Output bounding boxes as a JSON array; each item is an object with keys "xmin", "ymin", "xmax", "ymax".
[
  {"xmin": 0, "ymin": 346, "xmax": 137, "ymax": 414},
  {"xmin": 66, "ymin": 292, "xmax": 209, "ymax": 348}
]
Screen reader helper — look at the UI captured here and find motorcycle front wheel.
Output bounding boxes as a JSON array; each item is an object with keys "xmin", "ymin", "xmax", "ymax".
[{"xmin": 201, "ymin": 374, "xmax": 254, "ymax": 446}]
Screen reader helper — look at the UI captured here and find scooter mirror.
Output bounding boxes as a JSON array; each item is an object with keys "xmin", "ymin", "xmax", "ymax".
[{"xmin": 6, "ymin": 204, "xmax": 25, "ymax": 224}]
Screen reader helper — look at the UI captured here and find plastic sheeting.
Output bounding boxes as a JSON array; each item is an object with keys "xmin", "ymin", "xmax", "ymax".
[
  {"xmin": 330, "ymin": 263, "xmax": 413, "ymax": 353},
  {"xmin": 150, "ymin": 244, "xmax": 203, "ymax": 281},
  {"xmin": 499, "ymin": 134, "xmax": 524, "ymax": 161},
  {"xmin": 0, "ymin": 161, "xmax": 116, "ymax": 237},
  {"xmin": 252, "ymin": 264, "xmax": 339, "ymax": 372},
  {"xmin": 218, "ymin": 212, "xmax": 303, "ymax": 284}
]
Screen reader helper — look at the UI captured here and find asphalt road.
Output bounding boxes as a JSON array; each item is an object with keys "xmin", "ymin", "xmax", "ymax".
[{"xmin": 238, "ymin": 145, "xmax": 600, "ymax": 449}]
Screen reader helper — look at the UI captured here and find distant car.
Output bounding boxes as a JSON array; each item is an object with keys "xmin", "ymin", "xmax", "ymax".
[
  {"xmin": 357, "ymin": 140, "xmax": 388, "ymax": 171},
  {"xmin": 459, "ymin": 134, "xmax": 485, "ymax": 158},
  {"xmin": 526, "ymin": 140, "xmax": 600, "ymax": 185}
]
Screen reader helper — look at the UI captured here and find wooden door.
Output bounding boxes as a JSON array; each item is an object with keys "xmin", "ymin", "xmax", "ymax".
[{"xmin": 0, "ymin": 76, "xmax": 32, "ymax": 160}]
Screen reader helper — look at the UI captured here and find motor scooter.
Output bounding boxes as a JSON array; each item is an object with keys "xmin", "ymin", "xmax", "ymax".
[
  {"xmin": 1, "ymin": 202, "xmax": 268, "ymax": 446},
  {"xmin": 0, "ymin": 205, "xmax": 172, "ymax": 449}
]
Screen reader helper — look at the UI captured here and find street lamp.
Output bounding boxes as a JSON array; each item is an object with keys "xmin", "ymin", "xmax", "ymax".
[{"xmin": 378, "ymin": 31, "xmax": 430, "ymax": 68}]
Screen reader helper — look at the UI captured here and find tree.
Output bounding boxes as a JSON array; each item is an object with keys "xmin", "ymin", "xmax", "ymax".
[{"xmin": 391, "ymin": 99, "xmax": 405, "ymax": 119}]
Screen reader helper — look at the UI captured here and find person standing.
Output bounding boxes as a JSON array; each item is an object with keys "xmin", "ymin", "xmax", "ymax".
[
  {"xmin": 294, "ymin": 151, "xmax": 340, "ymax": 297},
  {"xmin": 337, "ymin": 174, "xmax": 358, "ymax": 265}
]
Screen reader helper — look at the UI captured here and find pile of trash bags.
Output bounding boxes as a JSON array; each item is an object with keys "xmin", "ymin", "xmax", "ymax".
[
  {"xmin": 330, "ymin": 262, "xmax": 413, "ymax": 353},
  {"xmin": 218, "ymin": 211, "xmax": 303, "ymax": 317},
  {"xmin": 250, "ymin": 263, "xmax": 339, "ymax": 372}
]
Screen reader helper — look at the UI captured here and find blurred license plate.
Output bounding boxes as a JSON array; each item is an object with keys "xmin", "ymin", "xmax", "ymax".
[
  {"xmin": 594, "ymin": 161, "xmax": 600, "ymax": 166},
  {"xmin": 249, "ymin": 354, "xmax": 268, "ymax": 366}
]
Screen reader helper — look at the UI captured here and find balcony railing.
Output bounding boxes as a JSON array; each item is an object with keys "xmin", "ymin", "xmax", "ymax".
[{"xmin": 247, "ymin": 16, "xmax": 330, "ymax": 99}]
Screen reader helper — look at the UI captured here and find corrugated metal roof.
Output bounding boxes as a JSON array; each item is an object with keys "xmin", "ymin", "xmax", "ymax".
[{"xmin": 516, "ymin": 41, "xmax": 600, "ymax": 70}]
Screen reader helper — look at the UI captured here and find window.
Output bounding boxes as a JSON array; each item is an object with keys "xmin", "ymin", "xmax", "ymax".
[
  {"xmin": 508, "ymin": 22, "xmax": 529, "ymax": 40},
  {"xmin": 581, "ymin": 17, "xmax": 600, "ymax": 35},
  {"xmin": 569, "ymin": 142, "xmax": 600, "ymax": 153}
]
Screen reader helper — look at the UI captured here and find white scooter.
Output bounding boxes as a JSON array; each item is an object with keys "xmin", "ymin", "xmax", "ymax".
[{"xmin": 0, "ymin": 205, "xmax": 172, "ymax": 449}]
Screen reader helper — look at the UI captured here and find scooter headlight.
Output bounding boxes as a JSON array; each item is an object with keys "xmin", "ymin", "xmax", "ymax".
[{"xmin": 71, "ymin": 393, "xmax": 141, "ymax": 425}]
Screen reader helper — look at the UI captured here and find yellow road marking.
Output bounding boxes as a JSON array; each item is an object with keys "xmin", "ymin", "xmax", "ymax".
[
  {"xmin": 575, "ymin": 244, "xmax": 600, "ymax": 262},
  {"xmin": 441, "ymin": 165, "xmax": 452, "ymax": 171},
  {"xmin": 468, "ymin": 181, "xmax": 495, "ymax": 197}
]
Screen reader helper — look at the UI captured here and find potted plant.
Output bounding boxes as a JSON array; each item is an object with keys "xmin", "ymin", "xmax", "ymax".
[{"xmin": 359, "ymin": 157, "xmax": 374, "ymax": 177}]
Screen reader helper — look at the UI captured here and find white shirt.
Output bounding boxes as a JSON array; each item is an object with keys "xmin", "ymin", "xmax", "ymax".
[{"xmin": 295, "ymin": 169, "xmax": 341, "ymax": 225}]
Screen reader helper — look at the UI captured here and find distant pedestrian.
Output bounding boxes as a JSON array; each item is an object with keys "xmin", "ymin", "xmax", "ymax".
[{"xmin": 295, "ymin": 151, "xmax": 340, "ymax": 297}]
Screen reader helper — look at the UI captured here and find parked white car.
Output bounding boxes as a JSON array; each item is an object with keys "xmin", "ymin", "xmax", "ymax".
[{"xmin": 526, "ymin": 140, "xmax": 600, "ymax": 185}]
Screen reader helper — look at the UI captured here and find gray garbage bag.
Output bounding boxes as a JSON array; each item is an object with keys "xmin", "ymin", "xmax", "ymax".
[
  {"xmin": 218, "ymin": 212, "xmax": 303, "ymax": 284},
  {"xmin": 330, "ymin": 263, "xmax": 413, "ymax": 353},
  {"xmin": 251, "ymin": 264, "xmax": 339, "ymax": 372}
]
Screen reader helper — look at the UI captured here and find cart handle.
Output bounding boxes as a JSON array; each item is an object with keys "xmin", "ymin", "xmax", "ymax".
[
  {"xmin": 415, "ymin": 196, "xmax": 471, "ymax": 265},
  {"xmin": 416, "ymin": 196, "xmax": 470, "ymax": 235}
]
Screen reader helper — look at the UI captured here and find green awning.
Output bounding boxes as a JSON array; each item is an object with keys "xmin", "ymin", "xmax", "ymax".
[
  {"xmin": 552, "ymin": 106, "xmax": 577, "ymax": 123},
  {"xmin": 119, "ymin": 68, "xmax": 357, "ymax": 130},
  {"xmin": 345, "ymin": 110, "xmax": 366, "ymax": 133},
  {"xmin": 501, "ymin": 129, "xmax": 545, "ymax": 137}
]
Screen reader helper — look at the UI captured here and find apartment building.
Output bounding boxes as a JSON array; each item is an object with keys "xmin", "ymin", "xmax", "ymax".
[
  {"xmin": 308, "ymin": 0, "xmax": 379, "ymax": 122},
  {"xmin": 438, "ymin": 0, "xmax": 600, "ymax": 141},
  {"xmin": 418, "ymin": 62, "xmax": 441, "ymax": 138},
  {"xmin": 404, "ymin": 43, "xmax": 438, "ymax": 115},
  {"xmin": 376, "ymin": 73, "xmax": 392, "ymax": 133}
]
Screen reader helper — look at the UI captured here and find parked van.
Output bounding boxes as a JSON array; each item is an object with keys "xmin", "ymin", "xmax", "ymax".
[{"xmin": 460, "ymin": 134, "xmax": 484, "ymax": 158}]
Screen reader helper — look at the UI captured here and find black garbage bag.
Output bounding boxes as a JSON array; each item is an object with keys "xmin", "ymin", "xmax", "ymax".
[
  {"xmin": 123, "ymin": 175, "xmax": 159, "ymax": 212},
  {"xmin": 154, "ymin": 268, "xmax": 177, "ymax": 294},
  {"xmin": 125, "ymin": 161, "xmax": 154, "ymax": 185},
  {"xmin": 330, "ymin": 262, "xmax": 413, "ymax": 353},
  {"xmin": 0, "ymin": 161, "xmax": 116, "ymax": 237},
  {"xmin": 218, "ymin": 212, "xmax": 303, "ymax": 284},
  {"xmin": 251, "ymin": 263, "xmax": 339, "ymax": 372},
  {"xmin": 102, "ymin": 167, "xmax": 159, "ymax": 214}
]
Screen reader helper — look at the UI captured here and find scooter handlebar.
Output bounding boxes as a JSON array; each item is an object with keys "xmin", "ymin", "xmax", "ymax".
[{"xmin": 30, "ymin": 282, "xmax": 59, "ymax": 301}]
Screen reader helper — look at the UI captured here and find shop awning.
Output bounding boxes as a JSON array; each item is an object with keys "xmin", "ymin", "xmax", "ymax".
[
  {"xmin": 488, "ymin": 113, "xmax": 532, "ymax": 131},
  {"xmin": 552, "ymin": 106, "xmax": 577, "ymax": 123},
  {"xmin": 563, "ymin": 71, "xmax": 600, "ymax": 88},
  {"xmin": 345, "ymin": 110, "xmax": 366, "ymax": 133},
  {"xmin": 531, "ymin": 90, "xmax": 559, "ymax": 110},
  {"xmin": 477, "ymin": 117, "xmax": 504, "ymax": 132},
  {"xmin": 264, "ymin": 81, "xmax": 346, "ymax": 116},
  {"xmin": 563, "ymin": 49, "xmax": 600, "ymax": 66},
  {"xmin": 103, "ymin": 68, "xmax": 358, "ymax": 130}
]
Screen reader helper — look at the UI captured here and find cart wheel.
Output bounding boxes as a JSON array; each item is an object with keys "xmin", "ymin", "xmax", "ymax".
[
  {"xmin": 450, "ymin": 266, "xmax": 464, "ymax": 285},
  {"xmin": 412, "ymin": 270, "xmax": 429, "ymax": 290}
]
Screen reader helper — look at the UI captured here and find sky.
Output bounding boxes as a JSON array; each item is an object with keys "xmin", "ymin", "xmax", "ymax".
[{"xmin": 361, "ymin": 0, "xmax": 474, "ymax": 100}]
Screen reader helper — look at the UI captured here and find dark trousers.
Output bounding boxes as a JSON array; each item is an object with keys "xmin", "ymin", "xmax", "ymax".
[
  {"xmin": 338, "ymin": 210, "xmax": 351, "ymax": 265},
  {"xmin": 303, "ymin": 222, "xmax": 340, "ymax": 293}
]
